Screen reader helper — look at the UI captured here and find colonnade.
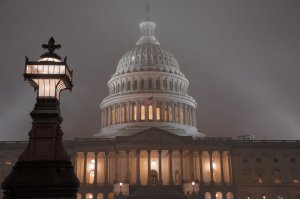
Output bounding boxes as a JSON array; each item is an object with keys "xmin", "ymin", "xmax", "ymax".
[
  {"xmin": 101, "ymin": 102, "xmax": 196, "ymax": 128},
  {"xmin": 75, "ymin": 149, "xmax": 232, "ymax": 186}
]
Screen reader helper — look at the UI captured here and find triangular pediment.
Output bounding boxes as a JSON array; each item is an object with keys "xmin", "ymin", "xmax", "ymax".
[{"xmin": 116, "ymin": 127, "xmax": 192, "ymax": 144}]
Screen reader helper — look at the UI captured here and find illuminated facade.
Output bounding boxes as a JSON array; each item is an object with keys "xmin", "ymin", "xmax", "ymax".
[{"xmin": 1, "ymin": 17, "xmax": 300, "ymax": 199}]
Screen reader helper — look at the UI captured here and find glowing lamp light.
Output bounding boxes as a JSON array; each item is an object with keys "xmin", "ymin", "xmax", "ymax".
[
  {"xmin": 119, "ymin": 182, "xmax": 123, "ymax": 186},
  {"xmin": 192, "ymin": 181, "xmax": 195, "ymax": 186},
  {"xmin": 89, "ymin": 159, "xmax": 95, "ymax": 170},
  {"xmin": 24, "ymin": 37, "xmax": 73, "ymax": 100},
  {"xmin": 212, "ymin": 161, "xmax": 216, "ymax": 169},
  {"xmin": 151, "ymin": 159, "xmax": 157, "ymax": 170}
]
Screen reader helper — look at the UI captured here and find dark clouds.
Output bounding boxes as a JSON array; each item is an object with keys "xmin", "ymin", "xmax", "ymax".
[{"xmin": 0, "ymin": 0, "xmax": 300, "ymax": 140}]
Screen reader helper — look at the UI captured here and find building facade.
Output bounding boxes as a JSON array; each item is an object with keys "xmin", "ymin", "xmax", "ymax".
[{"xmin": 1, "ymin": 17, "xmax": 300, "ymax": 199}]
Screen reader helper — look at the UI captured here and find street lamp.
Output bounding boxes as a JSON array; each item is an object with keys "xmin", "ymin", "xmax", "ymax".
[
  {"xmin": 192, "ymin": 181, "xmax": 195, "ymax": 193},
  {"xmin": 1, "ymin": 37, "xmax": 79, "ymax": 199},
  {"xmin": 120, "ymin": 182, "xmax": 123, "ymax": 195}
]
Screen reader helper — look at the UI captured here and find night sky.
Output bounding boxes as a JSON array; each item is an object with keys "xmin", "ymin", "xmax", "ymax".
[{"xmin": 0, "ymin": 0, "xmax": 300, "ymax": 140}]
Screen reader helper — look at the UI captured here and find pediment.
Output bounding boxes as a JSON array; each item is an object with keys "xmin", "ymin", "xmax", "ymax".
[{"xmin": 116, "ymin": 127, "xmax": 192, "ymax": 144}]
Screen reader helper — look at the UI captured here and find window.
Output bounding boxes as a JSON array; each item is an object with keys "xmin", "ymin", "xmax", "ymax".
[
  {"xmin": 168, "ymin": 105, "xmax": 173, "ymax": 122},
  {"xmin": 156, "ymin": 107, "xmax": 161, "ymax": 121},
  {"xmin": 258, "ymin": 173, "xmax": 263, "ymax": 183},
  {"xmin": 121, "ymin": 106, "xmax": 125, "ymax": 123},
  {"xmin": 5, "ymin": 160, "xmax": 12, "ymax": 165},
  {"xmin": 274, "ymin": 169, "xmax": 281, "ymax": 184},
  {"xmin": 133, "ymin": 104, "xmax": 137, "ymax": 121},
  {"xmin": 127, "ymin": 81, "xmax": 131, "ymax": 91},
  {"xmin": 156, "ymin": 79, "xmax": 160, "ymax": 89},
  {"xmin": 111, "ymin": 108, "xmax": 115, "ymax": 124},
  {"xmin": 133, "ymin": 80, "xmax": 137, "ymax": 90},
  {"xmin": 148, "ymin": 105, "xmax": 153, "ymax": 120},
  {"xmin": 141, "ymin": 79, "xmax": 144, "ymax": 89},
  {"xmin": 141, "ymin": 105, "xmax": 145, "ymax": 120},
  {"xmin": 149, "ymin": 78, "xmax": 152, "ymax": 89},
  {"xmin": 180, "ymin": 106, "xmax": 184, "ymax": 124}
]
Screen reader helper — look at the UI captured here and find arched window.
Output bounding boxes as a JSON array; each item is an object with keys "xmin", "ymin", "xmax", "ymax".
[
  {"xmin": 168, "ymin": 104, "xmax": 173, "ymax": 122},
  {"xmin": 141, "ymin": 105, "xmax": 145, "ymax": 120},
  {"xmin": 115, "ymin": 106, "xmax": 119, "ymax": 124},
  {"xmin": 127, "ymin": 81, "xmax": 131, "ymax": 91},
  {"xmin": 133, "ymin": 80, "xmax": 137, "ymax": 90},
  {"xmin": 226, "ymin": 192, "xmax": 233, "ymax": 199},
  {"xmin": 274, "ymin": 169, "xmax": 281, "ymax": 183},
  {"xmin": 148, "ymin": 105, "xmax": 153, "ymax": 120},
  {"xmin": 156, "ymin": 78, "xmax": 160, "ymax": 89},
  {"xmin": 205, "ymin": 192, "xmax": 211, "ymax": 199},
  {"xmin": 164, "ymin": 105, "xmax": 168, "ymax": 121},
  {"xmin": 149, "ymin": 78, "xmax": 152, "ymax": 89},
  {"xmin": 163, "ymin": 79, "xmax": 167, "ymax": 90},
  {"xmin": 97, "ymin": 193, "xmax": 104, "ymax": 199},
  {"xmin": 86, "ymin": 193, "xmax": 93, "ymax": 199},
  {"xmin": 156, "ymin": 104, "xmax": 161, "ymax": 121},
  {"xmin": 111, "ymin": 107, "xmax": 115, "ymax": 125},
  {"xmin": 121, "ymin": 105, "xmax": 125, "ymax": 123},
  {"xmin": 121, "ymin": 82, "xmax": 125, "ymax": 92},
  {"xmin": 133, "ymin": 104, "xmax": 137, "ymax": 121},
  {"xmin": 141, "ymin": 79, "xmax": 145, "ymax": 89},
  {"xmin": 216, "ymin": 192, "xmax": 222, "ymax": 199}
]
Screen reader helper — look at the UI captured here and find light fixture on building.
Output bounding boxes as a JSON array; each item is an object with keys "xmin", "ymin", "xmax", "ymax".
[
  {"xmin": 191, "ymin": 181, "xmax": 195, "ymax": 193},
  {"xmin": 151, "ymin": 159, "xmax": 157, "ymax": 170},
  {"xmin": 119, "ymin": 182, "xmax": 123, "ymax": 195}
]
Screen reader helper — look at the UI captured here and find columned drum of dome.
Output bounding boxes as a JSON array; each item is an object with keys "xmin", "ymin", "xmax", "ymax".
[{"xmin": 95, "ymin": 18, "xmax": 205, "ymax": 138}]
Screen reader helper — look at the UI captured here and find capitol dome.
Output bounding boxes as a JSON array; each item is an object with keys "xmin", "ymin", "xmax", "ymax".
[{"xmin": 95, "ymin": 18, "xmax": 204, "ymax": 138}]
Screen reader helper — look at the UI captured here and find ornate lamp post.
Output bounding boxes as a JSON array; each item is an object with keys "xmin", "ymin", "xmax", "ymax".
[{"xmin": 1, "ymin": 37, "xmax": 79, "ymax": 198}]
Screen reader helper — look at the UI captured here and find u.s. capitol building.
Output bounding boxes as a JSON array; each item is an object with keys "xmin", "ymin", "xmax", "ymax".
[{"xmin": 1, "ymin": 17, "xmax": 300, "ymax": 199}]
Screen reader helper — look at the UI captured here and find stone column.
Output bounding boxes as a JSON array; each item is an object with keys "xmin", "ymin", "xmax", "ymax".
[
  {"xmin": 180, "ymin": 150, "xmax": 184, "ymax": 183},
  {"xmin": 219, "ymin": 151, "xmax": 224, "ymax": 184},
  {"xmin": 126, "ymin": 150, "xmax": 130, "ymax": 183},
  {"xmin": 115, "ymin": 151, "xmax": 119, "ymax": 182},
  {"xmin": 169, "ymin": 150, "xmax": 173, "ymax": 185},
  {"xmin": 228, "ymin": 152, "xmax": 233, "ymax": 183},
  {"xmin": 190, "ymin": 151, "xmax": 194, "ymax": 181},
  {"xmin": 137, "ymin": 102, "xmax": 141, "ymax": 121},
  {"xmin": 113, "ymin": 106, "xmax": 116, "ymax": 125},
  {"xmin": 158, "ymin": 150, "xmax": 163, "ymax": 184},
  {"xmin": 108, "ymin": 107, "xmax": 111, "ymax": 126},
  {"xmin": 162, "ymin": 103, "xmax": 165, "ymax": 121},
  {"xmin": 126, "ymin": 102, "xmax": 130, "ymax": 123},
  {"xmin": 94, "ymin": 152, "xmax": 98, "ymax": 185},
  {"xmin": 209, "ymin": 151, "xmax": 214, "ymax": 184},
  {"xmin": 83, "ymin": 152, "xmax": 87, "ymax": 185},
  {"xmin": 199, "ymin": 151, "xmax": 204, "ymax": 184},
  {"xmin": 147, "ymin": 150, "xmax": 151, "ymax": 185},
  {"xmin": 136, "ymin": 150, "xmax": 141, "ymax": 185},
  {"xmin": 105, "ymin": 151, "xmax": 109, "ymax": 185}
]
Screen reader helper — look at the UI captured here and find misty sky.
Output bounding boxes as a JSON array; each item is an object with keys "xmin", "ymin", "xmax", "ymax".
[{"xmin": 0, "ymin": 0, "xmax": 300, "ymax": 140}]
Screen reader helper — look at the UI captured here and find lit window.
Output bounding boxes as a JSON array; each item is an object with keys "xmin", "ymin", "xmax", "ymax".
[
  {"xmin": 168, "ymin": 105, "xmax": 173, "ymax": 122},
  {"xmin": 5, "ymin": 160, "xmax": 12, "ymax": 165},
  {"xmin": 121, "ymin": 106, "xmax": 125, "ymax": 123},
  {"xmin": 156, "ymin": 107, "xmax": 161, "ymax": 120},
  {"xmin": 115, "ymin": 107, "xmax": 119, "ymax": 124},
  {"xmin": 133, "ymin": 105, "xmax": 137, "ymax": 121},
  {"xmin": 164, "ymin": 106, "xmax": 168, "ymax": 121},
  {"xmin": 293, "ymin": 179, "xmax": 299, "ymax": 184},
  {"xmin": 111, "ymin": 108, "xmax": 115, "ymax": 124},
  {"xmin": 180, "ymin": 106, "xmax": 184, "ymax": 124},
  {"xmin": 148, "ymin": 105, "xmax": 153, "ymax": 120},
  {"xmin": 141, "ymin": 105, "xmax": 145, "ymax": 120}
]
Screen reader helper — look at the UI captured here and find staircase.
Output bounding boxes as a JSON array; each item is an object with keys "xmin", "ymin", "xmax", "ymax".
[{"xmin": 128, "ymin": 185, "xmax": 185, "ymax": 199}]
